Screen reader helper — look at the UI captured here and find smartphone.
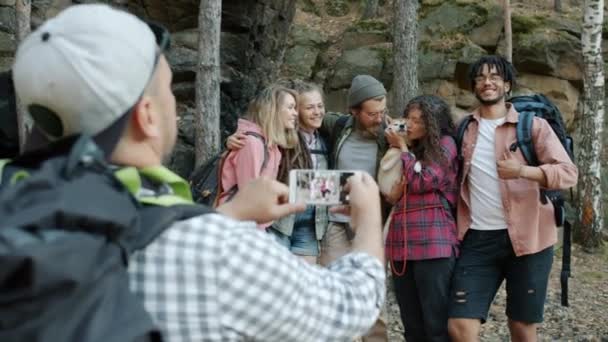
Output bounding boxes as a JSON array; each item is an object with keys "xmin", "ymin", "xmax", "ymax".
[{"xmin": 289, "ymin": 169, "xmax": 357, "ymax": 205}]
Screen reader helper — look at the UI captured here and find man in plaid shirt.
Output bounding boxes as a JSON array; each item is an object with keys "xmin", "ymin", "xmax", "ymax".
[{"xmin": 11, "ymin": 4, "xmax": 386, "ymax": 341}]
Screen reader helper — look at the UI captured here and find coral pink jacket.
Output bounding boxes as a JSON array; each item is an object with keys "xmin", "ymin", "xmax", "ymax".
[
  {"xmin": 457, "ymin": 104, "xmax": 578, "ymax": 256},
  {"xmin": 218, "ymin": 119, "xmax": 282, "ymax": 228}
]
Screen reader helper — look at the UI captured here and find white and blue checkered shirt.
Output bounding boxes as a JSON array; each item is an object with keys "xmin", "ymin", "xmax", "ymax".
[{"xmin": 128, "ymin": 213, "xmax": 385, "ymax": 341}]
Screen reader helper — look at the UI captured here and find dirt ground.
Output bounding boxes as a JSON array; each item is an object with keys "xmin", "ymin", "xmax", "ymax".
[{"xmin": 385, "ymin": 243, "xmax": 608, "ymax": 341}]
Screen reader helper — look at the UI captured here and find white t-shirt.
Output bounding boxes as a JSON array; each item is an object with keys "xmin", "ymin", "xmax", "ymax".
[{"xmin": 468, "ymin": 117, "xmax": 508, "ymax": 231}]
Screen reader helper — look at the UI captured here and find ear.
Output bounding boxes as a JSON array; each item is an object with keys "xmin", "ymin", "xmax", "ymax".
[
  {"xmin": 131, "ymin": 96, "xmax": 161, "ymax": 139},
  {"xmin": 505, "ymin": 81, "xmax": 511, "ymax": 94}
]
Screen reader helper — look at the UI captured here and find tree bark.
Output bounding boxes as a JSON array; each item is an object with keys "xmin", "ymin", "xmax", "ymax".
[
  {"xmin": 362, "ymin": 0, "xmax": 379, "ymax": 19},
  {"xmin": 577, "ymin": 0, "xmax": 604, "ymax": 250},
  {"xmin": 15, "ymin": 0, "xmax": 31, "ymax": 153},
  {"xmin": 194, "ymin": 0, "xmax": 222, "ymax": 168},
  {"xmin": 503, "ymin": 0, "xmax": 512, "ymax": 63},
  {"xmin": 392, "ymin": 0, "xmax": 419, "ymax": 115}
]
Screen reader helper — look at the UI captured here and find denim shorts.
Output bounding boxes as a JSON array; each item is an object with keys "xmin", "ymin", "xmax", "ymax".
[
  {"xmin": 448, "ymin": 229, "xmax": 553, "ymax": 323},
  {"xmin": 269, "ymin": 226, "xmax": 319, "ymax": 256}
]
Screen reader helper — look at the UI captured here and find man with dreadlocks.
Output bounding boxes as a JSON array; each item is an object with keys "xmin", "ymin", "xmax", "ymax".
[{"xmin": 447, "ymin": 55, "xmax": 577, "ymax": 341}]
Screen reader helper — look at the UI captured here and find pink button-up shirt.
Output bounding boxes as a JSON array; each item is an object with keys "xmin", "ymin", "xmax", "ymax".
[{"xmin": 457, "ymin": 104, "xmax": 578, "ymax": 256}]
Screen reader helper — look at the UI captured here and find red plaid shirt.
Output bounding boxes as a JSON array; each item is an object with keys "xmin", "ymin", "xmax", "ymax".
[{"xmin": 386, "ymin": 136, "xmax": 460, "ymax": 261}]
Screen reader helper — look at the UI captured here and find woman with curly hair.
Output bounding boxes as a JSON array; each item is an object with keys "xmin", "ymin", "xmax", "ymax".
[{"xmin": 384, "ymin": 94, "xmax": 460, "ymax": 342}]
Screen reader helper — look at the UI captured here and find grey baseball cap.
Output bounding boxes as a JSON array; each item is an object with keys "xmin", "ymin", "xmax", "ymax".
[{"xmin": 12, "ymin": 4, "xmax": 170, "ymax": 154}]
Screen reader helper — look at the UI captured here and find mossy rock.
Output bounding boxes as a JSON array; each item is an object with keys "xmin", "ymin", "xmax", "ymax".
[
  {"xmin": 328, "ymin": 47, "xmax": 384, "ymax": 89},
  {"xmin": 290, "ymin": 25, "xmax": 326, "ymax": 46},
  {"xmin": 419, "ymin": 1, "xmax": 489, "ymax": 39},
  {"xmin": 512, "ymin": 14, "xmax": 548, "ymax": 35},
  {"xmin": 512, "ymin": 28, "xmax": 582, "ymax": 80},
  {"xmin": 325, "ymin": 0, "xmax": 350, "ymax": 17},
  {"xmin": 346, "ymin": 19, "xmax": 389, "ymax": 34},
  {"xmin": 419, "ymin": 39, "xmax": 486, "ymax": 82},
  {"xmin": 284, "ymin": 45, "xmax": 320, "ymax": 79},
  {"xmin": 0, "ymin": 31, "xmax": 14, "ymax": 54},
  {"xmin": 299, "ymin": 0, "xmax": 321, "ymax": 16}
]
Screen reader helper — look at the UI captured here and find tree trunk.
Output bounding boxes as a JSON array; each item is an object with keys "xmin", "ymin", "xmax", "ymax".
[
  {"xmin": 555, "ymin": 0, "xmax": 563, "ymax": 12},
  {"xmin": 392, "ymin": 0, "xmax": 419, "ymax": 115},
  {"xmin": 577, "ymin": 0, "xmax": 604, "ymax": 250},
  {"xmin": 362, "ymin": 0, "xmax": 379, "ymax": 19},
  {"xmin": 503, "ymin": 0, "xmax": 512, "ymax": 63},
  {"xmin": 194, "ymin": 0, "xmax": 222, "ymax": 168},
  {"xmin": 15, "ymin": 0, "xmax": 31, "ymax": 153}
]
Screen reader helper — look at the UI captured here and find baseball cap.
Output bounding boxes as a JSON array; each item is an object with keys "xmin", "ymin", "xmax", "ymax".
[{"xmin": 12, "ymin": 4, "xmax": 171, "ymax": 154}]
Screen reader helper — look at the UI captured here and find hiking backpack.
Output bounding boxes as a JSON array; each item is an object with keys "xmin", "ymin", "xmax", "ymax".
[
  {"xmin": 0, "ymin": 70, "xmax": 19, "ymax": 159},
  {"xmin": 0, "ymin": 136, "xmax": 212, "ymax": 341},
  {"xmin": 189, "ymin": 131, "xmax": 268, "ymax": 206},
  {"xmin": 455, "ymin": 93, "xmax": 575, "ymax": 306}
]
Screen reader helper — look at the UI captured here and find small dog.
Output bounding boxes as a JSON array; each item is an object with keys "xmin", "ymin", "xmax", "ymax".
[
  {"xmin": 378, "ymin": 118, "xmax": 409, "ymax": 197},
  {"xmin": 378, "ymin": 118, "xmax": 411, "ymax": 242}
]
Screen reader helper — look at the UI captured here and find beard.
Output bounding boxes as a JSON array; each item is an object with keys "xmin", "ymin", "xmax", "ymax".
[
  {"xmin": 475, "ymin": 88, "xmax": 506, "ymax": 105},
  {"xmin": 355, "ymin": 120, "xmax": 382, "ymax": 139}
]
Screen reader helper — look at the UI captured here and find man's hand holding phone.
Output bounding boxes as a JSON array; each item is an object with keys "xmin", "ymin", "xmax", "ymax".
[{"xmin": 332, "ymin": 172, "xmax": 384, "ymax": 262}]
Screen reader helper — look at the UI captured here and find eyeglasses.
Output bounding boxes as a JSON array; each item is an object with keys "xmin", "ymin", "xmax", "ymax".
[
  {"xmin": 474, "ymin": 74, "xmax": 503, "ymax": 85},
  {"xmin": 363, "ymin": 109, "xmax": 388, "ymax": 120}
]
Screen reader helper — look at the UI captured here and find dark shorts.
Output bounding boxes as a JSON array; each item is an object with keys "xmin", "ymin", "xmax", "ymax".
[{"xmin": 448, "ymin": 229, "xmax": 553, "ymax": 324}]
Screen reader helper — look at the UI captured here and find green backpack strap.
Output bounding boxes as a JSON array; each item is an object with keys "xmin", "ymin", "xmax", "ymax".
[
  {"xmin": 0, "ymin": 159, "xmax": 9, "ymax": 183},
  {"xmin": 0, "ymin": 159, "xmax": 31, "ymax": 185},
  {"xmin": 114, "ymin": 166, "xmax": 194, "ymax": 206}
]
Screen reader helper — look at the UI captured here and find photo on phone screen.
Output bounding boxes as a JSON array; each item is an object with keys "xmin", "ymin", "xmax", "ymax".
[{"xmin": 289, "ymin": 169, "xmax": 356, "ymax": 205}]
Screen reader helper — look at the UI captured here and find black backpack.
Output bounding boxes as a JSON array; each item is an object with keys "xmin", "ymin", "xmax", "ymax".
[
  {"xmin": 0, "ymin": 136, "xmax": 212, "ymax": 341},
  {"xmin": 0, "ymin": 70, "xmax": 19, "ymax": 159},
  {"xmin": 190, "ymin": 131, "xmax": 268, "ymax": 206},
  {"xmin": 455, "ymin": 94, "xmax": 575, "ymax": 306}
]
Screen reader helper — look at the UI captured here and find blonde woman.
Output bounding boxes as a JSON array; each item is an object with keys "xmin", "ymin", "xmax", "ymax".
[
  {"xmin": 227, "ymin": 81, "xmax": 330, "ymax": 263},
  {"xmin": 218, "ymin": 84, "xmax": 299, "ymax": 230}
]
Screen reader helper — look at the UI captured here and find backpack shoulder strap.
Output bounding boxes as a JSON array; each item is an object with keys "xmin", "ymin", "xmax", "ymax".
[
  {"xmin": 127, "ymin": 204, "xmax": 214, "ymax": 252},
  {"xmin": 516, "ymin": 111, "xmax": 539, "ymax": 166},
  {"xmin": 0, "ymin": 159, "xmax": 10, "ymax": 184},
  {"xmin": 242, "ymin": 131, "xmax": 269, "ymax": 173},
  {"xmin": 455, "ymin": 115, "xmax": 474, "ymax": 160},
  {"xmin": 327, "ymin": 115, "xmax": 349, "ymax": 154}
]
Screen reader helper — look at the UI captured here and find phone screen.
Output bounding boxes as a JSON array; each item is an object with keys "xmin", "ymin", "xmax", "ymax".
[{"xmin": 289, "ymin": 169, "xmax": 356, "ymax": 205}]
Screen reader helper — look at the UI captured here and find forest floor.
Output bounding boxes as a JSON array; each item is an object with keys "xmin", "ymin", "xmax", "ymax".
[{"xmin": 385, "ymin": 242, "xmax": 608, "ymax": 341}]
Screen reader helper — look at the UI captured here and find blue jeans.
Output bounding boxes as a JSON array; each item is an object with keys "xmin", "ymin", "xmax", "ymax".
[{"xmin": 268, "ymin": 226, "xmax": 319, "ymax": 256}]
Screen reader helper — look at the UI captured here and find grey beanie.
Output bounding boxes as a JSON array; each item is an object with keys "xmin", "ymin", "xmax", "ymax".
[{"xmin": 347, "ymin": 75, "xmax": 387, "ymax": 108}]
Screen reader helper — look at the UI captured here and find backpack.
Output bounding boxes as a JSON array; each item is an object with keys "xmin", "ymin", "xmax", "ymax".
[
  {"xmin": 0, "ymin": 70, "xmax": 19, "ymax": 159},
  {"xmin": 320, "ymin": 114, "xmax": 349, "ymax": 169},
  {"xmin": 189, "ymin": 131, "xmax": 268, "ymax": 206},
  {"xmin": 455, "ymin": 93, "xmax": 575, "ymax": 306},
  {"xmin": 0, "ymin": 135, "xmax": 212, "ymax": 341}
]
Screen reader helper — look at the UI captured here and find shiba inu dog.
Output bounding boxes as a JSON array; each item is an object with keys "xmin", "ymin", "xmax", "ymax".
[{"xmin": 378, "ymin": 118, "xmax": 409, "ymax": 197}]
